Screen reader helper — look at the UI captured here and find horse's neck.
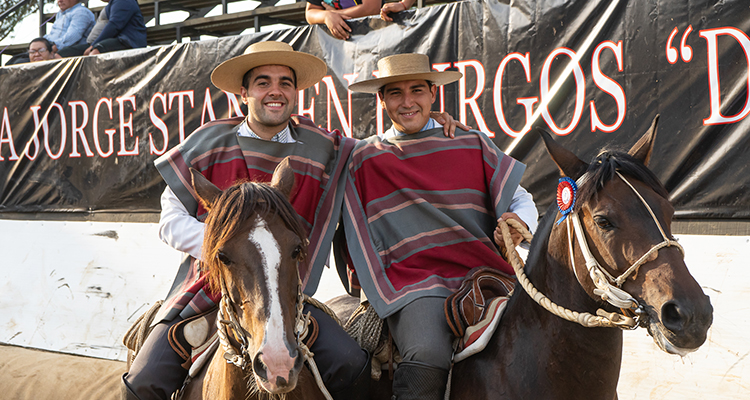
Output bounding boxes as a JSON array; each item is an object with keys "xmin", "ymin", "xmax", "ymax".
[
  {"xmin": 495, "ymin": 216, "xmax": 623, "ymax": 397},
  {"xmin": 519, "ymin": 217, "xmax": 624, "ymax": 345},
  {"xmin": 201, "ymin": 353, "xmax": 249, "ymax": 400}
]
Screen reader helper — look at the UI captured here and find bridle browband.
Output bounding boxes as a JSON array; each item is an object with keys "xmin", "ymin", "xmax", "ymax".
[{"xmin": 567, "ymin": 171, "xmax": 684, "ymax": 327}]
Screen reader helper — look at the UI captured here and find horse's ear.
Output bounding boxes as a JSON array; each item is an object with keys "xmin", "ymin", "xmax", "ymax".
[
  {"xmin": 190, "ymin": 168, "xmax": 222, "ymax": 211},
  {"xmin": 271, "ymin": 157, "xmax": 295, "ymax": 200},
  {"xmin": 537, "ymin": 128, "xmax": 588, "ymax": 180},
  {"xmin": 628, "ymin": 115, "xmax": 659, "ymax": 166}
]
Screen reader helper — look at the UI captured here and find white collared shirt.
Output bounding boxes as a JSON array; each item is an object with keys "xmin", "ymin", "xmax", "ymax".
[
  {"xmin": 237, "ymin": 118, "xmax": 295, "ymax": 143},
  {"xmin": 158, "ymin": 119, "xmax": 293, "ymax": 259}
]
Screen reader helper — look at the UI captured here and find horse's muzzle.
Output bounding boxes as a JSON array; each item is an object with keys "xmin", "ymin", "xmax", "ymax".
[
  {"xmin": 252, "ymin": 347, "xmax": 304, "ymax": 394},
  {"xmin": 650, "ymin": 293, "xmax": 713, "ymax": 355}
]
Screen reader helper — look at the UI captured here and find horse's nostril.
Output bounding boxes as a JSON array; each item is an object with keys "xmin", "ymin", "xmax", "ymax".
[
  {"xmin": 253, "ymin": 352, "xmax": 268, "ymax": 380},
  {"xmin": 661, "ymin": 301, "xmax": 687, "ymax": 332}
]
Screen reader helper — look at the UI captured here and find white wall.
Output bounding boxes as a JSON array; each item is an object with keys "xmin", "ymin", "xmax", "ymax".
[
  {"xmin": 0, "ymin": 219, "xmax": 347, "ymax": 360},
  {"xmin": 0, "ymin": 220, "xmax": 180, "ymax": 360},
  {"xmin": 0, "ymin": 221, "xmax": 747, "ymax": 398}
]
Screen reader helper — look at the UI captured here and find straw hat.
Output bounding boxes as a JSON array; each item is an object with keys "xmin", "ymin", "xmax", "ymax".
[
  {"xmin": 348, "ymin": 53, "xmax": 462, "ymax": 94},
  {"xmin": 211, "ymin": 41, "xmax": 327, "ymax": 94}
]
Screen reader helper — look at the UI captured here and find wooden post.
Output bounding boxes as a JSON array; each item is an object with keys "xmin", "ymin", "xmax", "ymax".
[
  {"xmin": 38, "ymin": 0, "xmax": 45, "ymax": 36},
  {"xmin": 154, "ymin": 1, "xmax": 161, "ymax": 26}
]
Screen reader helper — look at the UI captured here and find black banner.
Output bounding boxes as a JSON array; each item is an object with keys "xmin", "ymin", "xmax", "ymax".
[{"xmin": 0, "ymin": 0, "xmax": 748, "ymax": 219}]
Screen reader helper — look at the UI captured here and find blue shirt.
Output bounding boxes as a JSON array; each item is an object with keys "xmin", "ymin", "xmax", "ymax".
[{"xmin": 44, "ymin": 3, "xmax": 95, "ymax": 50}]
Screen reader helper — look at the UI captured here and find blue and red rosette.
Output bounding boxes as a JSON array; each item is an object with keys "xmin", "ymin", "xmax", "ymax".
[{"xmin": 556, "ymin": 177, "xmax": 577, "ymax": 225}]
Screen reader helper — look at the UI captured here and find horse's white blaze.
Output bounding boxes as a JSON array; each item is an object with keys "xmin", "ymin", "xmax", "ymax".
[{"xmin": 248, "ymin": 220, "xmax": 294, "ymax": 371}]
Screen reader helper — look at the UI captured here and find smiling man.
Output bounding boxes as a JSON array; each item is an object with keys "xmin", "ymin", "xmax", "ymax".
[
  {"xmin": 343, "ymin": 53, "xmax": 538, "ymax": 400},
  {"xmin": 123, "ymin": 41, "xmax": 369, "ymax": 400},
  {"xmin": 124, "ymin": 42, "xmax": 466, "ymax": 400}
]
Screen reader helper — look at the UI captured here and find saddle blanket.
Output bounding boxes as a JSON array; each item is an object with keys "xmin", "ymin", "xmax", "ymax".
[{"xmin": 453, "ymin": 296, "xmax": 509, "ymax": 363}]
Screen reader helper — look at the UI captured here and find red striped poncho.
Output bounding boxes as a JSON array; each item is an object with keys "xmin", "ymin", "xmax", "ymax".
[
  {"xmin": 153, "ymin": 116, "xmax": 355, "ymax": 322},
  {"xmin": 341, "ymin": 128, "xmax": 525, "ymax": 318}
]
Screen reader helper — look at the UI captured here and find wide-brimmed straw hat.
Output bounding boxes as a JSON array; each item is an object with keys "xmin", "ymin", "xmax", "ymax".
[
  {"xmin": 348, "ymin": 53, "xmax": 462, "ymax": 94},
  {"xmin": 211, "ymin": 41, "xmax": 327, "ymax": 94}
]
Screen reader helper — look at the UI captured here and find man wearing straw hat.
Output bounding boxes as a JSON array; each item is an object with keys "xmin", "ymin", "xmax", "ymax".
[
  {"xmin": 342, "ymin": 53, "xmax": 538, "ymax": 399},
  {"xmin": 123, "ymin": 41, "xmax": 370, "ymax": 400},
  {"xmin": 123, "ymin": 42, "xmax": 466, "ymax": 400}
]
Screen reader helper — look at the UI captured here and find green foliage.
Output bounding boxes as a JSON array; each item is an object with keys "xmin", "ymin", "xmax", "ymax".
[{"xmin": 1, "ymin": 0, "xmax": 40, "ymax": 43}]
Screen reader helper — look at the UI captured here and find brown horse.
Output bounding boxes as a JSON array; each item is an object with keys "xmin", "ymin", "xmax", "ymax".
[
  {"xmin": 330, "ymin": 118, "xmax": 714, "ymax": 399},
  {"xmin": 448, "ymin": 118, "xmax": 713, "ymax": 399},
  {"xmin": 180, "ymin": 158, "xmax": 326, "ymax": 400}
]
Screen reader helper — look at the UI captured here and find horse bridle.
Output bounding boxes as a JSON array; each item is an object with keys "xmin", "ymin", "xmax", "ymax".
[
  {"xmin": 216, "ymin": 270, "xmax": 308, "ymax": 370},
  {"xmin": 566, "ymin": 171, "xmax": 684, "ymax": 328},
  {"xmin": 213, "ymin": 255, "xmax": 334, "ymax": 399}
]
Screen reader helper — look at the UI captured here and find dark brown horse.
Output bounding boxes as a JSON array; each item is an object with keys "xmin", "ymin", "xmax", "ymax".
[
  {"xmin": 331, "ymin": 118, "xmax": 714, "ymax": 399},
  {"xmin": 448, "ymin": 118, "xmax": 713, "ymax": 399},
  {"xmin": 181, "ymin": 158, "xmax": 326, "ymax": 400}
]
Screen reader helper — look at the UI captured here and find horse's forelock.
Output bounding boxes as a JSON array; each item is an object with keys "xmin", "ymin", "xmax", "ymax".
[
  {"xmin": 573, "ymin": 150, "xmax": 668, "ymax": 213},
  {"xmin": 201, "ymin": 181, "xmax": 308, "ymax": 294}
]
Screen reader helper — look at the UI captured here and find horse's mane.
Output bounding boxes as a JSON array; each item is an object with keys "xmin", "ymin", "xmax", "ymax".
[
  {"xmin": 574, "ymin": 149, "xmax": 669, "ymax": 212},
  {"xmin": 201, "ymin": 180, "xmax": 309, "ymax": 293},
  {"xmin": 524, "ymin": 149, "xmax": 669, "ymax": 276}
]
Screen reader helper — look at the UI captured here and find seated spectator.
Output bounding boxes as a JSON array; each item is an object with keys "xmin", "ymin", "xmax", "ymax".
[
  {"xmin": 5, "ymin": 37, "xmax": 56, "ymax": 65},
  {"xmin": 86, "ymin": 0, "xmax": 146, "ymax": 56},
  {"xmin": 44, "ymin": 0, "xmax": 95, "ymax": 55},
  {"xmin": 57, "ymin": 0, "xmax": 146, "ymax": 58},
  {"xmin": 56, "ymin": 2, "xmax": 109, "ymax": 57},
  {"xmin": 28, "ymin": 38, "xmax": 56, "ymax": 62},
  {"xmin": 380, "ymin": 0, "xmax": 415, "ymax": 22},
  {"xmin": 305, "ymin": 0, "xmax": 383, "ymax": 40}
]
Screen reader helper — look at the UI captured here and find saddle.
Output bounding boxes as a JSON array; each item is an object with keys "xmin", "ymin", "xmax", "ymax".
[
  {"xmin": 444, "ymin": 266, "xmax": 516, "ymax": 338},
  {"xmin": 341, "ymin": 267, "xmax": 516, "ymax": 380},
  {"xmin": 167, "ymin": 307, "xmax": 320, "ymax": 372}
]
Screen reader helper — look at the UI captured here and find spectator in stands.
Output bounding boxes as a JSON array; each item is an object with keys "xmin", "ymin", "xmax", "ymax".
[
  {"xmin": 305, "ymin": 0, "xmax": 383, "ymax": 40},
  {"xmin": 29, "ymin": 37, "xmax": 53, "ymax": 62},
  {"xmin": 28, "ymin": 38, "xmax": 55, "ymax": 62},
  {"xmin": 44, "ymin": 0, "xmax": 95, "ymax": 55},
  {"xmin": 58, "ymin": 0, "xmax": 147, "ymax": 58},
  {"xmin": 380, "ymin": 0, "xmax": 416, "ymax": 22},
  {"xmin": 4, "ymin": 37, "xmax": 55, "ymax": 65},
  {"xmin": 86, "ymin": 0, "xmax": 147, "ymax": 56},
  {"xmin": 56, "ymin": 1, "xmax": 109, "ymax": 57}
]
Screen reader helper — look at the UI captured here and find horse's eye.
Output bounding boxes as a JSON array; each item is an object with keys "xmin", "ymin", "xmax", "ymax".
[
  {"xmin": 291, "ymin": 245, "xmax": 302, "ymax": 260},
  {"xmin": 217, "ymin": 251, "xmax": 232, "ymax": 265},
  {"xmin": 593, "ymin": 216, "xmax": 614, "ymax": 230}
]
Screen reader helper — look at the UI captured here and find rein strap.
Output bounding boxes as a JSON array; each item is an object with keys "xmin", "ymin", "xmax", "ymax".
[{"xmin": 498, "ymin": 219, "xmax": 635, "ymax": 329}]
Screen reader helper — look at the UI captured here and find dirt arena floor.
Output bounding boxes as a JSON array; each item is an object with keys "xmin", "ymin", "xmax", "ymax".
[{"xmin": 0, "ymin": 344, "xmax": 126, "ymax": 399}]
